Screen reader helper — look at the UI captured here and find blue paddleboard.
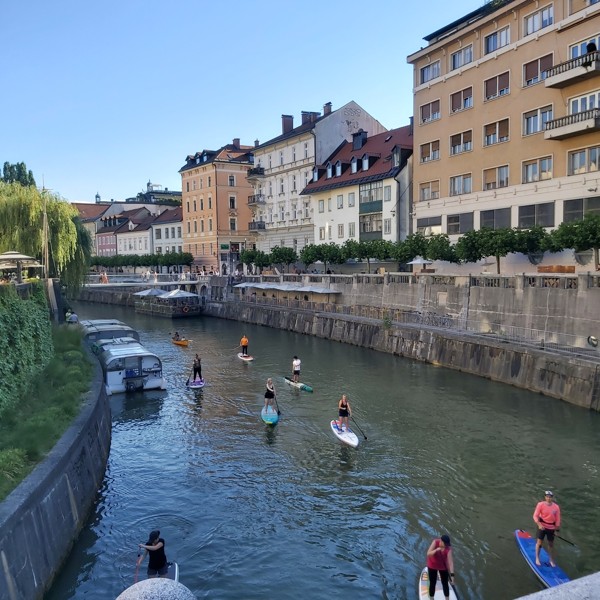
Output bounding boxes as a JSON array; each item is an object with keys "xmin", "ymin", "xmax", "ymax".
[
  {"xmin": 514, "ymin": 529, "xmax": 570, "ymax": 588},
  {"xmin": 261, "ymin": 406, "xmax": 279, "ymax": 425}
]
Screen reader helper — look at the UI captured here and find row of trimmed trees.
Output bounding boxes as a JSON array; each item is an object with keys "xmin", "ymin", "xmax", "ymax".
[
  {"xmin": 90, "ymin": 252, "xmax": 194, "ymax": 273},
  {"xmin": 240, "ymin": 215, "xmax": 600, "ymax": 274}
]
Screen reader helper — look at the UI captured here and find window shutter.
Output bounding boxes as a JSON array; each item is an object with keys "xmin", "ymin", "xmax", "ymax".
[{"xmin": 451, "ymin": 92, "xmax": 461, "ymax": 111}]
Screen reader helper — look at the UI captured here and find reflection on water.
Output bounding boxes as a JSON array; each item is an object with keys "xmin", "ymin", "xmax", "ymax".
[{"xmin": 45, "ymin": 302, "xmax": 600, "ymax": 600}]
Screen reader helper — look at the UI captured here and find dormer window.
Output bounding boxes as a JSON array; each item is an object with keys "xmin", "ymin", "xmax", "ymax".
[
  {"xmin": 393, "ymin": 148, "xmax": 400, "ymax": 168},
  {"xmin": 326, "ymin": 162, "xmax": 333, "ymax": 179},
  {"xmin": 335, "ymin": 161, "xmax": 342, "ymax": 177},
  {"xmin": 362, "ymin": 154, "xmax": 369, "ymax": 171},
  {"xmin": 351, "ymin": 157, "xmax": 358, "ymax": 174},
  {"xmin": 313, "ymin": 167, "xmax": 319, "ymax": 182}
]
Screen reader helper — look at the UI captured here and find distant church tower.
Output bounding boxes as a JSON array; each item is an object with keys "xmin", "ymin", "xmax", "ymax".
[{"xmin": 95, "ymin": 192, "xmax": 101, "ymax": 204}]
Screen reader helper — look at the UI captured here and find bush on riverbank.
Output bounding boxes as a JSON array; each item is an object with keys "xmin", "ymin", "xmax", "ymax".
[{"xmin": 0, "ymin": 325, "xmax": 93, "ymax": 501}]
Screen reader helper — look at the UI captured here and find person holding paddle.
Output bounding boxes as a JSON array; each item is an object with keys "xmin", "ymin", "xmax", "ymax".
[
  {"xmin": 426, "ymin": 534, "xmax": 454, "ymax": 600},
  {"xmin": 137, "ymin": 530, "xmax": 168, "ymax": 577},
  {"xmin": 533, "ymin": 490, "xmax": 561, "ymax": 567},
  {"xmin": 240, "ymin": 334, "xmax": 249, "ymax": 356},
  {"xmin": 264, "ymin": 377, "xmax": 276, "ymax": 412},
  {"xmin": 337, "ymin": 393, "xmax": 351, "ymax": 432}
]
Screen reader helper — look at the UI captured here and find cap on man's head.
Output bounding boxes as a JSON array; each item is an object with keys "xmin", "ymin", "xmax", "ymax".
[
  {"xmin": 147, "ymin": 530, "xmax": 160, "ymax": 544},
  {"xmin": 441, "ymin": 534, "xmax": 451, "ymax": 546},
  {"xmin": 545, "ymin": 490, "xmax": 554, "ymax": 497}
]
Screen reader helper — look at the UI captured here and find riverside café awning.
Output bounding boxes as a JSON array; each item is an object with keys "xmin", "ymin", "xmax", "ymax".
[{"xmin": 234, "ymin": 281, "xmax": 341, "ymax": 302}]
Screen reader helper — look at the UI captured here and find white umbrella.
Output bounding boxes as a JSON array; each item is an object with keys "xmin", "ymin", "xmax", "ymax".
[
  {"xmin": 133, "ymin": 288, "xmax": 166, "ymax": 296},
  {"xmin": 160, "ymin": 289, "xmax": 198, "ymax": 299},
  {"xmin": 407, "ymin": 256, "xmax": 432, "ymax": 265}
]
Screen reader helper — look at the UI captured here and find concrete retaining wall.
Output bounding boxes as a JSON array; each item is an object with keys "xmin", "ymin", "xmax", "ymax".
[
  {"xmin": 204, "ymin": 302, "xmax": 600, "ymax": 411},
  {"xmin": 0, "ymin": 356, "xmax": 111, "ymax": 600}
]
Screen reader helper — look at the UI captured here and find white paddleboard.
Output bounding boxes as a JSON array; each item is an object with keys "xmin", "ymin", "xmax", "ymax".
[
  {"xmin": 418, "ymin": 567, "xmax": 458, "ymax": 599},
  {"xmin": 330, "ymin": 419, "xmax": 359, "ymax": 448},
  {"xmin": 237, "ymin": 352, "xmax": 254, "ymax": 362},
  {"xmin": 188, "ymin": 378, "xmax": 205, "ymax": 389}
]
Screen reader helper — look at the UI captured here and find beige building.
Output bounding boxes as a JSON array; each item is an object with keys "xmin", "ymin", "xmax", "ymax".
[
  {"xmin": 179, "ymin": 140, "xmax": 254, "ymax": 274},
  {"xmin": 408, "ymin": 0, "xmax": 600, "ymax": 273},
  {"xmin": 247, "ymin": 101, "xmax": 387, "ymax": 256}
]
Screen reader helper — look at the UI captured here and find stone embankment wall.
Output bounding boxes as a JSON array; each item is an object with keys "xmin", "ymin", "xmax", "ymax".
[
  {"xmin": 204, "ymin": 302, "xmax": 600, "ymax": 411},
  {"xmin": 0, "ymin": 358, "xmax": 111, "ymax": 600}
]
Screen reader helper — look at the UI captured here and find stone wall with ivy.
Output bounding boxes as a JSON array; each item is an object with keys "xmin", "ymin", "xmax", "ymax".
[{"xmin": 0, "ymin": 284, "xmax": 54, "ymax": 418}]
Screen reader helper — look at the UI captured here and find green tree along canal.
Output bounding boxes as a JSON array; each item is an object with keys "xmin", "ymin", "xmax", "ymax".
[{"xmin": 46, "ymin": 302, "xmax": 600, "ymax": 600}]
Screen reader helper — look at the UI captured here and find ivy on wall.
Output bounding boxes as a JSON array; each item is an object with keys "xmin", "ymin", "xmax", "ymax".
[{"xmin": 0, "ymin": 283, "xmax": 54, "ymax": 418}]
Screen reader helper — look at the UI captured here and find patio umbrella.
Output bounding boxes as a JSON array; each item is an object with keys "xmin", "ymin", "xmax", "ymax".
[
  {"xmin": 0, "ymin": 251, "xmax": 42, "ymax": 282},
  {"xmin": 133, "ymin": 288, "xmax": 166, "ymax": 296},
  {"xmin": 407, "ymin": 256, "xmax": 433, "ymax": 265},
  {"xmin": 160, "ymin": 289, "xmax": 198, "ymax": 299}
]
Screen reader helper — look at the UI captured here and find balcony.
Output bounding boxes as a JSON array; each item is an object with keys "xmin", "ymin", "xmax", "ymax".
[
  {"xmin": 359, "ymin": 231, "xmax": 383, "ymax": 242},
  {"xmin": 248, "ymin": 220, "xmax": 266, "ymax": 232},
  {"xmin": 358, "ymin": 200, "xmax": 383, "ymax": 214},
  {"xmin": 248, "ymin": 194, "xmax": 266, "ymax": 206},
  {"xmin": 247, "ymin": 167, "xmax": 265, "ymax": 182},
  {"xmin": 544, "ymin": 108, "xmax": 600, "ymax": 140},
  {"xmin": 545, "ymin": 51, "xmax": 600, "ymax": 88}
]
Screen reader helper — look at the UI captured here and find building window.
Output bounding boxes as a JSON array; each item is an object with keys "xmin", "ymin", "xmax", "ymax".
[
  {"xmin": 200, "ymin": 199, "xmax": 204, "ymax": 210},
  {"xmin": 416, "ymin": 216, "xmax": 442, "ymax": 235},
  {"xmin": 450, "ymin": 130, "xmax": 473, "ymax": 155},
  {"xmin": 420, "ymin": 99, "xmax": 441, "ymax": 123},
  {"xmin": 326, "ymin": 163, "xmax": 332, "ymax": 178},
  {"xmin": 155, "ymin": 229, "xmax": 162, "ymax": 240},
  {"xmin": 279, "ymin": 179, "xmax": 284, "ymax": 194},
  {"xmin": 524, "ymin": 4, "xmax": 553, "ymax": 36},
  {"xmin": 230, "ymin": 218, "xmax": 236, "ymax": 231},
  {"xmin": 348, "ymin": 192, "xmax": 356, "ymax": 207},
  {"xmin": 384, "ymin": 186, "xmax": 391, "ymax": 202},
  {"xmin": 419, "ymin": 180, "xmax": 440, "ymax": 201},
  {"xmin": 484, "ymin": 119, "xmax": 509, "ymax": 146},
  {"xmin": 229, "ymin": 175, "xmax": 235, "ymax": 186},
  {"xmin": 201, "ymin": 220, "xmax": 204, "ymax": 232},
  {"xmin": 384, "ymin": 218, "xmax": 392, "ymax": 235},
  {"xmin": 171, "ymin": 227, "xmax": 175, "ymax": 238},
  {"xmin": 165, "ymin": 228, "xmax": 169, "ymax": 239},
  {"xmin": 484, "ymin": 72, "xmax": 510, "ymax": 100},
  {"xmin": 186, "ymin": 201, "xmax": 190, "ymax": 212},
  {"xmin": 450, "ymin": 45, "xmax": 473, "ymax": 70},
  {"xmin": 570, "ymin": 91, "xmax": 600, "ymax": 115},
  {"xmin": 447, "ymin": 212, "xmax": 474, "ymax": 234},
  {"xmin": 450, "ymin": 87, "xmax": 473, "ymax": 112},
  {"xmin": 187, "ymin": 222, "xmax": 190, "ymax": 234},
  {"xmin": 362, "ymin": 155, "xmax": 369, "ymax": 171},
  {"xmin": 449, "ymin": 174, "xmax": 472, "ymax": 196},
  {"xmin": 481, "ymin": 208, "xmax": 511, "ymax": 229},
  {"xmin": 351, "ymin": 157, "xmax": 358, "ymax": 173},
  {"xmin": 523, "ymin": 54, "xmax": 553, "ymax": 86},
  {"xmin": 208, "ymin": 218, "xmax": 212, "ymax": 231},
  {"xmin": 269, "ymin": 182, "xmax": 273, "ymax": 196},
  {"xmin": 268, "ymin": 155, "xmax": 272, "ymax": 169},
  {"xmin": 186, "ymin": 182, "xmax": 189, "ymax": 192},
  {"xmin": 192, "ymin": 180, "xmax": 196, "ymax": 191},
  {"xmin": 484, "ymin": 26, "xmax": 510, "ymax": 54},
  {"xmin": 318, "ymin": 199, "xmax": 325, "ymax": 213},
  {"xmin": 359, "ymin": 181, "xmax": 384, "ymax": 203},
  {"xmin": 564, "ymin": 197, "xmax": 600, "ymax": 222},
  {"xmin": 523, "ymin": 156, "xmax": 553, "ymax": 183},
  {"xmin": 208, "ymin": 197, "xmax": 212, "ymax": 209},
  {"xmin": 570, "ymin": 34, "xmax": 600, "ymax": 59},
  {"xmin": 518, "ymin": 202, "xmax": 555, "ymax": 227},
  {"xmin": 327, "ymin": 198, "xmax": 332, "ymax": 212},
  {"xmin": 337, "ymin": 195, "xmax": 343, "ymax": 209},
  {"xmin": 328, "ymin": 224, "xmax": 332, "ymax": 240},
  {"xmin": 420, "ymin": 140, "xmax": 440, "ymax": 163},
  {"xmin": 304, "ymin": 142, "xmax": 308, "ymax": 158},
  {"xmin": 279, "ymin": 151, "xmax": 284, "ymax": 166},
  {"xmin": 304, "ymin": 171, "xmax": 309, "ymax": 187},
  {"xmin": 208, "ymin": 176, "xmax": 211, "ymax": 187},
  {"xmin": 193, "ymin": 200, "xmax": 197, "ymax": 212},
  {"xmin": 335, "ymin": 161, "xmax": 342, "ymax": 177},
  {"xmin": 523, "ymin": 106, "xmax": 553, "ymax": 135},
  {"xmin": 420, "ymin": 60, "xmax": 441, "ymax": 84},
  {"xmin": 338, "ymin": 224, "xmax": 344, "ymax": 238},
  {"xmin": 483, "ymin": 165, "xmax": 509, "ymax": 190},
  {"xmin": 292, "ymin": 175, "xmax": 297, "ymax": 191},
  {"xmin": 292, "ymin": 146, "xmax": 296, "ymax": 161},
  {"xmin": 568, "ymin": 145, "xmax": 600, "ymax": 175},
  {"xmin": 349, "ymin": 222, "xmax": 356, "ymax": 237},
  {"xmin": 319, "ymin": 227, "xmax": 326, "ymax": 241},
  {"xmin": 193, "ymin": 221, "xmax": 197, "ymax": 233},
  {"xmin": 359, "ymin": 214, "xmax": 383, "ymax": 234}
]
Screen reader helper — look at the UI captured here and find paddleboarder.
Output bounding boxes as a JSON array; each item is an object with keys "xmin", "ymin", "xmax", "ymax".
[
  {"xmin": 264, "ymin": 377, "xmax": 276, "ymax": 412},
  {"xmin": 240, "ymin": 334, "xmax": 249, "ymax": 356},
  {"xmin": 137, "ymin": 530, "xmax": 168, "ymax": 578},
  {"xmin": 337, "ymin": 393, "xmax": 352, "ymax": 432},
  {"xmin": 426, "ymin": 534, "xmax": 455, "ymax": 600},
  {"xmin": 533, "ymin": 490, "xmax": 561, "ymax": 567},
  {"xmin": 192, "ymin": 353, "xmax": 202, "ymax": 382},
  {"xmin": 292, "ymin": 355, "xmax": 301, "ymax": 383}
]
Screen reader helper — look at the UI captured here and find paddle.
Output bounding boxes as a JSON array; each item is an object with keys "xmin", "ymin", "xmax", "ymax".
[
  {"xmin": 273, "ymin": 389, "xmax": 281, "ymax": 416},
  {"xmin": 442, "ymin": 553, "xmax": 461, "ymax": 600},
  {"xmin": 185, "ymin": 368, "xmax": 193, "ymax": 386},
  {"xmin": 351, "ymin": 416, "xmax": 367, "ymax": 440},
  {"xmin": 134, "ymin": 547, "xmax": 142, "ymax": 583},
  {"xmin": 554, "ymin": 533, "xmax": 576, "ymax": 546}
]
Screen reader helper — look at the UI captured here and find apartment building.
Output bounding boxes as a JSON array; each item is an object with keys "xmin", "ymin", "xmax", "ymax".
[
  {"xmin": 302, "ymin": 127, "xmax": 413, "ymax": 246},
  {"xmin": 152, "ymin": 207, "xmax": 183, "ymax": 255},
  {"xmin": 179, "ymin": 140, "xmax": 254, "ymax": 274},
  {"xmin": 407, "ymin": 0, "xmax": 600, "ymax": 273},
  {"xmin": 247, "ymin": 101, "xmax": 387, "ymax": 256}
]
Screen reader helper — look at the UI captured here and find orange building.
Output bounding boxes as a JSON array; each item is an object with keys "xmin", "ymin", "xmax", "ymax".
[{"xmin": 179, "ymin": 139, "xmax": 254, "ymax": 274}]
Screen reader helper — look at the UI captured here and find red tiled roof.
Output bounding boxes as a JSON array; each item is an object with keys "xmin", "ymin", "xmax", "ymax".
[
  {"xmin": 71, "ymin": 203, "xmax": 110, "ymax": 222},
  {"xmin": 152, "ymin": 207, "xmax": 182, "ymax": 224}
]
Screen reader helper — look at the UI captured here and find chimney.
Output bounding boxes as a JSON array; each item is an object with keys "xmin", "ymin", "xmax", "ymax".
[
  {"xmin": 301, "ymin": 111, "xmax": 311, "ymax": 125},
  {"xmin": 323, "ymin": 102, "xmax": 332, "ymax": 115},
  {"xmin": 352, "ymin": 130, "xmax": 368, "ymax": 151},
  {"xmin": 254, "ymin": 139, "xmax": 259, "ymax": 147},
  {"xmin": 232, "ymin": 138, "xmax": 240, "ymax": 148},
  {"xmin": 282, "ymin": 114, "xmax": 294, "ymax": 133},
  {"xmin": 310, "ymin": 111, "xmax": 320, "ymax": 123}
]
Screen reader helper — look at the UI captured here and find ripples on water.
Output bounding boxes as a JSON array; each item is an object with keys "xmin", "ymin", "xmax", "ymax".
[{"xmin": 45, "ymin": 303, "xmax": 600, "ymax": 600}]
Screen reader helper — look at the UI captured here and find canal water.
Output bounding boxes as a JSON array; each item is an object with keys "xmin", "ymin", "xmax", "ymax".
[{"xmin": 46, "ymin": 303, "xmax": 600, "ymax": 600}]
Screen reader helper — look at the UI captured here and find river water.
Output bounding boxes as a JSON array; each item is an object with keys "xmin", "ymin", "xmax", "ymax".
[{"xmin": 46, "ymin": 302, "xmax": 600, "ymax": 600}]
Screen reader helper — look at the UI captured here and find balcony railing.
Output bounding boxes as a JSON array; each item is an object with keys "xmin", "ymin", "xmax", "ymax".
[
  {"xmin": 248, "ymin": 221, "xmax": 266, "ymax": 231},
  {"xmin": 248, "ymin": 194, "xmax": 266, "ymax": 206},
  {"xmin": 545, "ymin": 51, "xmax": 600, "ymax": 88},
  {"xmin": 358, "ymin": 200, "xmax": 383, "ymax": 214},
  {"xmin": 544, "ymin": 108, "xmax": 600, "ymax": 140},
  {"xmin": 247, "ymin": 167, "xmax": 265, "ymax": 179},
  {"xmin": 359, "ymin": 230, "xmax": 383, "ymax": 242}
]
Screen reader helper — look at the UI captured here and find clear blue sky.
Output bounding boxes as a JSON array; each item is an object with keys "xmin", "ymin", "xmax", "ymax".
[{"xmin": 1, "ymin": 0, "xmax": 479, "ymax": 203}]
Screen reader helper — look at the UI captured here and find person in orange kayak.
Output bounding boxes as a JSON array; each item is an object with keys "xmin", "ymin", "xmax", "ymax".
[
  {"xmin": 533, "ymin": 490, "xmax": 561, "ymax": 567},
  {"xmin": 426, "ymin": 534, "xmax": 454, "ymax": 600},
  {"xmin": 240, "ymin": 334, "xmax": 249, "ymax": 356}
]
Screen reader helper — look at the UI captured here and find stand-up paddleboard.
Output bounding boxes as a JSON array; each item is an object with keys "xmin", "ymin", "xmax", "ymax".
[
  {"xmin": 418, "ymin": 567, "xmax": 458, "ymax": 599},
  {"xmin": 187, "ymin": 378, "xmax": 205, "ymax": 389},
  {"xmin": 237, "ymin": 352, "xmax": 254, "ymax": 362},
  {"xmin": 261, "ymin": 406, "xmax": 279, "ymax": 425},
  {"xmin": 514, "ymin": 529, "xmax": 570, "ymax": 587},
  {"xmin": 138, "ymin": 561, "xmax": 179, "ymax": 583},
  {"xmin": 284, "ymin": 376, "xmax": 313, "ymax": 392},
  {"xmin": 330, "ymin": 420, "xmax": 359, "ymax": 448}
]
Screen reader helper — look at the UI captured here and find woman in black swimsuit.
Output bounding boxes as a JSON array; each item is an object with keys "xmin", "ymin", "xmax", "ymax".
[
  {"xmin": 264, "ymin": 378, "xmax": 276, "ymax": 412},
  {"xmin": 337, "ymin": 393, "xmax": 351, "ymax": 431}
]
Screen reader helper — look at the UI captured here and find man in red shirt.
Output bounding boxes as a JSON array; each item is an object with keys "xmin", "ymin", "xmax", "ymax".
[{"xmin": 533, "ymin": 490, "xmax": 561, "ymax": 567}]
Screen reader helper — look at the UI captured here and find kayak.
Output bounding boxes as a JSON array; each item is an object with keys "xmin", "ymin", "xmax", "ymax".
[
  {"xmin": 418, "ymin": 567, "xmax": 458, "ymax": 599},
  {"xmin": 514, "ymin": 529, "xmax": 570, "ymax": 587},
  {"xmin": 261, "ymin": 406, "xmax": 279, "ymax": 425},
  {"xmin": 284, "ymin": 376, "xmax": 313, "ymax": 392},
  {"xmin": 237, "ymin": 352, "xmax": 254, "ymax": 362},
  {"xmin": 187, "ymin": 378, "xmax": 205, "ymax": 389},
  {"xmin": 172, "ymin": 339, "xmax": 189, "ymax": 347},
  {"xmin": 330, "ymin": 419, "xmax": 359, "ymax": 448}
]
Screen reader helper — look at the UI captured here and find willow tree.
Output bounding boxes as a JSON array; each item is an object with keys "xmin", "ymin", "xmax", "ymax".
[{"xmin": 0, "ymin": 181, "xmax": 82, "ymax": 279}]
